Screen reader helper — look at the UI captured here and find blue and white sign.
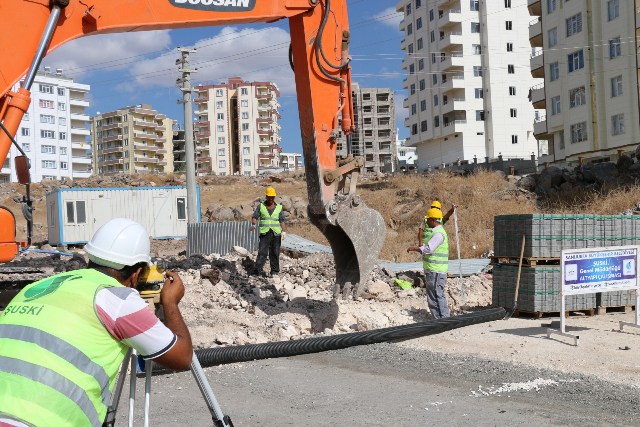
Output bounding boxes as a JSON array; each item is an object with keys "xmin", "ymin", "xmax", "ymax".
[{"xmin": 562, "ymin": 246, "xmax": 640, "ymax": 295}]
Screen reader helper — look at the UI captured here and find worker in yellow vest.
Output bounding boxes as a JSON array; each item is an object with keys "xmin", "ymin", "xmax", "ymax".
[
  {"xmin": 417, "ymin": 200, "xmax": 456, "ymax": 246},
  {"xmin": 407, "ymin": 208, "xmax": 450, "ymax": 319},
  {"xmin": 0, "ymin": 218, "xmax": 193, "ymax": 427},
  {"xmin": 250, "ymin": 186, "xmax": 287, "ymax": 277}
]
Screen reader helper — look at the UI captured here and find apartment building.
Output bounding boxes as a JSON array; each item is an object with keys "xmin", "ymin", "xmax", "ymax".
[
  {"xmin": 193, "ymin": 77, "xmax": 281, "ymax": 177},
  {"xmin": 279, "ymin": 152, "xmax": 303, "ymax": 171},
  {"xmin": 397, "ymin": 138, "xmax": 418, "ymax": 172},
  {"xmin": 91, "ymin": 104, "xmax": 174, "ymax": 176},
  {"xmin": 529, "ymin": 0, "xmax": 640, "ymax": 166},
  {"xmin": 336, "ymin": 83, "xmax": 397, "ymax": 173},
  {"xmin": 172, "ymin": 128, "xmax": 186, "ymax": 173},
  {"xmin": 0, "ymin": 68, "xmax": 92, "ymax": 183},
  {"xmin": 396, "ymin": 0, "xmax": 541, "ymax": 170}
]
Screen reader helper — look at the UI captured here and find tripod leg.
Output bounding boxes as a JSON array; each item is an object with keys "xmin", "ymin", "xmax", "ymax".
[
  {"xmin": 102, "ymin": 349, "xmax": 133, "ymax": 427},
  {"xmin": 144, "ymin": 358, "xmax": 153, "ymax": 427},
  {"xmin": 190, "ymin": 353, "xmax": 234, "ymax": 427},
  {"xmin": 128, "ymin": 350, "xmax": 138, "ymax": 427}
]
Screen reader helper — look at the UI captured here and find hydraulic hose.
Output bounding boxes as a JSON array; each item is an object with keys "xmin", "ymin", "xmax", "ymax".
[{"xmin": 194, "ymin": 307, "xmax": 505, "ymax": 367}]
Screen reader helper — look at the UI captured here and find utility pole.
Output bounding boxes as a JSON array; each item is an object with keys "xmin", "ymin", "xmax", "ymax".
[{"xmin": 176, "ymin": 47, "xmax": 198, "ymax": 224}]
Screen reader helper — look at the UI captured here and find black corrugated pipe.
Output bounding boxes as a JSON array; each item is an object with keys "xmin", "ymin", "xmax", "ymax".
[{"xmin": 194, "ymin": 308, "xmax": 505, "ymax": 367}]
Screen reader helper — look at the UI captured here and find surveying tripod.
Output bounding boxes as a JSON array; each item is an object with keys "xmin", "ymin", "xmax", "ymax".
[{"xmin": 102, "ymin": 284, "xmax": 234, "ymax": 427}]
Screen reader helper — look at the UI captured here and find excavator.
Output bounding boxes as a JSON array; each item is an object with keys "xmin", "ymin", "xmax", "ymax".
[{"xmin": 0, "ymin": 0, "xmax": 386, "ymax": 297}]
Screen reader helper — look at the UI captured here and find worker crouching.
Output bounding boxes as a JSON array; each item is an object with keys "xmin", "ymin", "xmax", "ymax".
[{"xmin": 251, "ymin": 186, "xmax": 287, "ymax": 277}]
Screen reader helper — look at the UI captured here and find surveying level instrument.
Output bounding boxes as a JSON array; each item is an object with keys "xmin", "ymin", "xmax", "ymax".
[{"xmin": 103, "ymin": 263, "xmax": 234, "ymax": 427}]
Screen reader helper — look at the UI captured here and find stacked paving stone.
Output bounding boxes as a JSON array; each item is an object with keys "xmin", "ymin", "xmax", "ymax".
[{"xmin": 492, "ymin": 214, "xmax": 640, "ymax": 313}]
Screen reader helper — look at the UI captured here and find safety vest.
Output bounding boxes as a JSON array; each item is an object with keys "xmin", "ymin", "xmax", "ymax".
[
  {"xmin": 0, "ymin": 269, "xmax": 129, "ymax": 427},
  {"xmin": 423, "ymin": 226, "xmax": 449, "ymax": 273},
  {"xmin": 259, "ymin": 203, "xmax": 283, "ymax": 235},
  {"xmin": 422, "ymin": 216, "xmax": 447, "ymax": 245}
]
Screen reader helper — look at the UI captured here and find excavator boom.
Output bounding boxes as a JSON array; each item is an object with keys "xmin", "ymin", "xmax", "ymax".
[{"xmin": 0, "ymin": 0, "xmax": 385, "ymax": 295}]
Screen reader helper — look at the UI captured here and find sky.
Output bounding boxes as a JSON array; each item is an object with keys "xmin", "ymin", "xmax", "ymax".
[{"xmin": 41, "ymin": 0, "xmax": 406, "ymax": 155}]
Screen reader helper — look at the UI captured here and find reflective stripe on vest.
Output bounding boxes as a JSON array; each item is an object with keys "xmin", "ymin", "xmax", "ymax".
[
  {"xmin": 0, "ymin": 269, "xmax": 129, "ymax": 427},
  {"xmin": 423, "ymin": 227, "xmax": 449, "ymax": 273},
  {"xmin": 259, "ymin": 203, "xmax": 282, "ymax": 234}
]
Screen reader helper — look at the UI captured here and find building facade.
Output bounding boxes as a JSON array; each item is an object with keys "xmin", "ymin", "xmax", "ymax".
[
  {"xmin": 1, "ymin": 68, "xmax": 92, "ymax": 183},
  {"xmin": 172, "ymin": 127, "xmax": 186, "ymax": 174},
  {"xmin": 91, "ymin": 104, "xmax": 174, "ymax": 176},
  {"xmin": 397, "ymin": 137, "xmax": 418, "ymax": 172},
  {"xmin": 528, "ymin": 0, "xmax": 640, "ymax": 167},
  {"xmin": 336, "ymin": 83, "xmax": 397, "ymax": 173},
  {"xmin": 396, "ymin": 0, "xmax": 541, "ymax": 170},
  {"xmin": 193, "ymin": 77, "xmax": 281, "ymax": 177},
  {"xmin": 279, "ymin": 152, "xmax": 303, "ymax": 171}
]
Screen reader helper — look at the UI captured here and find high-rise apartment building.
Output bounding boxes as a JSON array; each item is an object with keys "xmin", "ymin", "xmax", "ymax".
[
  {"xmin": 193, "ymin": 77, "xmax": 281, "ymax": 177},
  {"xmin": 172, "ymin": 128, "xmax": 186, "ymax": 173},
  {"xmin": 396, "ymin": 0, "xmax": 541, "ymax": 170},
  {"xmin": 336, "ymin": 83, "xmax": 397, "ymax": 173},
  {"xmin": 0, "ymin": 68, "xmax": 92, "ymax": 183},
  {"xmin": 91, "ymin": 104, "xmax": 174, "ymax": 176},
  {"xmin": 528, "ymin": 0, "xmax": 639, "ymax": 166}
]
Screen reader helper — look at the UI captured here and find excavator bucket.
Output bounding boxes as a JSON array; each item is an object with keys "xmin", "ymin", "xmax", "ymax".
[{"xmin": 309, "ymin": 198, "xmax": 386, "ymax": 299}]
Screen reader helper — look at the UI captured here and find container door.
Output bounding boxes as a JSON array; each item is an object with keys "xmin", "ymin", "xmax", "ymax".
[
  {"xmin": 152, "ymin": 196, "xmax": 173, "ymax": 237},
  {"xmin": 91, "ymin": 197, "xmax": 112, "ymax": 236}
]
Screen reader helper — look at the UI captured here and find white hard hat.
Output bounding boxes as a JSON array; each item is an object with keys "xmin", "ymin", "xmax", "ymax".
[{"xmin": 85, "ymin": 218, "xmax": 151, "ymax": 269}]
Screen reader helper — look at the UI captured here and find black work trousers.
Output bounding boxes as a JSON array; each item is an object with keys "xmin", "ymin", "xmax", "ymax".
[{"xmin": 255, "ymin": 230, "xmax": 282, "ymax": 274}]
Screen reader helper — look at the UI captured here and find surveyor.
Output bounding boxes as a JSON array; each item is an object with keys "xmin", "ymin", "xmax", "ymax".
[
  {"xmin": 251, "ymin": 186, "xmax": 287, "ymax": 277},
  {"xmin": 407, "ymin": 208, "xmax": 450, "ymax": 319},
  {"xmin": 417, "ymin": 200, "xmax": 456, "ymax": 246},
  {"xmin": 0, "ymin": 218, "xmax": 193, "ymax": 427}
]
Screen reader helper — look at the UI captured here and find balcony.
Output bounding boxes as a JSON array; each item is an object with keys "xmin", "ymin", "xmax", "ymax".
[
  {"xmin": 70, "ymin": 112, "xmax": 90, "ymax": 121},
  {"xmin": 439, "ymin": 9, "xmax": 462, "ymax": 27},
  {"xmin": 134, "ymin": 131, "xmax": 159, "ymax": 139},
  {"xmin": 194, "ymin": 94, "xmax": 209, "ymax": 103},
  {"xmin": 529, "ymin": 82, "xmax": 545, "ymax": 109},
  {"xmin": 196, "ymin": 130, "xmax": 211, "ymax": 139},
  {"xmin": 441, "ymin": 119, "xmax": 467, "ymax": 136},
  {"xmin": 441, "ymin": 52, "xmax": 464, "ymax": 72},
  {"xmin": 197, "ymin": 156, "xmax": 211, "ymax": 163},
  {"xmin": 441, "ymin": 97, "xmax": 466, "ymax": 115},
  {"xmin": 529, "ymin": 17, "xmax": 542, "ymax": 47},
  {"xmin": 102, "ymin": 146, "xmax": 123, "ymax": 155},
  {"xmin": 441, "ymin": 75, "xmax": 465, "ymax": 93},
  {"xmin": 439, "ymin": 31, "xmax": 463, "ymax": 51},
  {"xmin": 134, "ymin": 156, "xmax": 159, "ymax": 164},
  {"xmin": 72, "ymin": 142, "xmax": 89, "ymax": 150},
  {"xmin": 528, "ymin": 0, "xmax": 541, "ymax": 16},
  {"xmin": 257, "ymin": 129, "xmax": 273, "ymax": 136},
  {"xmin": 194, "ymin": 109, "xmax": 208, "ymax": 116},
  {"xmin": 258, "ymin": 153, "xmax": 275, "ymax": 159},
  {"xmin": 71, "ymin": 156, "xmax": 92, "ymax": 164},
  {"xmin": 134, "ymin": 143, "xmax": 159, "ymax": 152},
  {"xmin": 101, "ymin": 134, "xmax": 122, "ymax": 142},
  {"xmin": 69, "ymin": 97, "xmax": 89, "ymax": 107},
  {"xmin": 71, "ymin": 127, "xmax": 90, "ymax": 136},
  {"xmin": 533, "ymin": 116, "xmax": 549, "ymax": 138},
  {"xmin": 102, "ymin": 158, "xmax": 123, "ymax": 166},
  {"xmin": 100, "ymin": 122, "xmax": 122, "ymax": 131},
  {"xmin": 256, "ymin": 92, "xmax": 273, "ymax": 100},
  {"xmin": 530, "ymin": 51, "xmax": 544, "ymax": 78},
  {"xmin": 133, "ymin": 119, "xmax": 159, "ymax": 128}
]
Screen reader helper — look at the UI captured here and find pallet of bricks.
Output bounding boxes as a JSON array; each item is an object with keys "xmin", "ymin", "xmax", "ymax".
[{"xmin": 492, "ymin": 214, "xmax": 638, "ymax": 317}]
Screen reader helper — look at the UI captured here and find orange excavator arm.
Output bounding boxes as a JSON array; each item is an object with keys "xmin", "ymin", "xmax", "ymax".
[{"xmin": 0, "ymin": 0, "xmax": 385, "ymax": 295}]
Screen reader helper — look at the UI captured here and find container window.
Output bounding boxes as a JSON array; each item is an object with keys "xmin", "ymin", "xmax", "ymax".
[
  {"xmin": 76, "ymin": 201, "xmax": 87, "ymax": 224},
  {"xmin": 66, "ymin": 201, "xmax": 75, "ymax": 223},
  {"xmin": 177, "ymin": 197, "xmax": 186, "ymax": 220}
]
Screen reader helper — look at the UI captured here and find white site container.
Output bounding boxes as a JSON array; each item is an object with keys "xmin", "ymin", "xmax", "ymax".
[{"xmin": 46, "ymin": 186, "xmax": 201, "ymax": 245}]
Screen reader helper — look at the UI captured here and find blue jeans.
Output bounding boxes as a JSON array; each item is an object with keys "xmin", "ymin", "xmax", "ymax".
[{"xmin": 424, "ymin": 270, "xmax": 450, "ymax": 319}]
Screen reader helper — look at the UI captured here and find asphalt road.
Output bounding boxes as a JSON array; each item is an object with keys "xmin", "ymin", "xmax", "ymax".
[{"xmin": 122, "ymin": 343, "xmax": 640, "ymax": 426}]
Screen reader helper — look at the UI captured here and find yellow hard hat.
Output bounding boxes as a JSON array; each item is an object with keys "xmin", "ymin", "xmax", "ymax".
[
  {"xmin": 431, "ymin": 200, "xmax": 442, "ymax": 210},
  {"xmin": 265, "ymin": 187, "xmax": 277, "ymax": 197},
  {"xmin": 426, "ymin": 208, "xmax": 443, "ymax": 220}
]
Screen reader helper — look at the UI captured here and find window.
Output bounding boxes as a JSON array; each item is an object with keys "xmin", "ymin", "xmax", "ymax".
[
  {"xmin": 510, "ymin": 108, "xmax": 517, "ymax": 118},
  {"xmin": 420, "ymin": 100, "xmax": 427, "ymax": 111},
  {"xmin": 547, "ymin": 0, "xmax": 556, "ymax": 13},
  {"xmin": 566, "ymin": 13, "xmax": 582, "ymax": 37},
  {"xmin": 431, "ymin": 53, "xmax": 436, "ymax": 63},
  {"xmin": 568, "ymin": 50, "xmax": 584, "ymax": 72},
  {"xmin": 217, "ymin": 125, "xmax": 224, "ymax": 132},
  {"xmin": 218, "ymin": 136, "xmax": 225, "ymax": 144},
  {"xmin": 506, "ymin": 43, "xmax": 513, "ymax": 52},
  {"xmin": 42, "ymin": 159, "xmax": 56, "ymax": 168},
  {"xmin": 429, "ymin": 9, "xmax": 433, "ymax": 20},
  {"xmin": 243, "ymin": 159, "xmax": 251, "ymax": 166},
  {"xmin": 549, "ymin": 62, "xmax": 560, "ymax": 81},
  {"xmin": 59, "ymin": 117, "xmax": 66, "ymax": 126},
  {"xmin": 21, "ymin": 127, "xmax": 29, "ymax": 136},
  {"xmin": 511, "ymin": 135, "xmax": 518, "ymax": 144},
  {"xmin": 434, "ymin": 116, "xmax": 440, "ymax": 127},
  {"xmin": 570, "ymin": 122, "xmax": 587, "ymax": 143},
  {"xmin": 410, "ymin": 84, "xmax": 416, "ymax": 95},
  {"xmin": 417, "ymin": 38, "xmax": 423, "ymax": 50},
  {"xmin": 471, "ymin": 22, "xmax": 480, "ymax": 33},
  {"xmin": 57, "ymin": 87, "xmax": 65, "ymax": 96},
  {"xmin": 474, "ymin": 88, "xmax": 483, "ymax": 99},
  {"xmin": 509, "ymin": 86, "xmax": 516, "ymax": 96},
  {"xmin": 406, "ymin": 3, "xmax": 411, "ymax": 15},
  {"xmin": 507, "ymin": 64, "xmax": 515, "ymax": 74},
  {"xmin": 176, "ymin": 198, "xmax": 187, "ymax": 220},
  {"xmin": 418, "ymin": 59, "xmax": 424, "ymax": 71},
  {"xmin": 504, "ymin": 0, "xmax": 512, "ymax": 6},
  {"xmin": 420, "ymin": 120, "xmax": 428, "ymax": 132},
  {"xmin": 216, "ymin": 101, "xmax": 223, "ymax": 108},
  {"xmin": 608, "ymin": 0, "xmax": 619, "ymax": 20},
  {"xmin": 23, "ymin": 113, "xmax": 29, "ymax": 121},
  {"xmin": 40, "ymin": 114, "xmax": 55, "ymax": 124},
  {"xmin": 39, "ymin": 99, "xmax": 54, "ymax": 108},
  {"xmin": 609, "ymin": 37, "xmax": 621, "ymax": 59},
  {"xmin": 473, "ymin": 44, "xmax": 482, "ymax": 55},
  {"xmin": 476, "ymin": 110, "xmax": 484, "ymax": 121},
  {"xmin": 218, "ymin": 160, "xmax": 226, "ymax": 168},
  {"xmin": 242, "ymin": 112, "xmax": 249, "ymax": 119},
  {"xmin": 611, "ymin": 75, "xmax": 623, "ymax": 97},
  {"xmin": 419, "ymin": 79, "xmax": 425, "ymax": 91},
  {"xmin": 60, "ymin": 147, "xmax": 67, "ymax": 155},
  {"xmin": 432, "ymin": 74, "xmax": 437, "ymax": 85},
  {"xmin": 243, "ymin": 147, "xmax": 250, "ymax": 155},
  {"xmin": 411, "ymin": 104, "xmax": 417, "ymax": 114},
  {"xmin": 41, "ymin": 130, "xmax": 55, "ymax": 139},
  {"xmin": 433, "ymin": 95, "xmax": 439, "ymax": 106},
  {"xmin": 473, "ymin": 66, "xmax": 483, "ymax": 77},
  {"xmin": 59, "ymin": 132, "xmax": 66, "ymax": 140},
  {"xmin": 548, "ymin": 28, "xmax": 557, "ymax": 48},
  {"xmin": 407, "ymin": 23, "xmax": 412, "ymax": 35},
  {"xmin": 612, "ymin": 113, "xmax": 625, "ymax": 135},
  {"xmin": 471, "ymin": 0, "xmax": 479, "ymax": 11},
  {"xmin": 218, "ymin": 148, "xmax": 225, "ymax": 156},
  {"xmin": 558, "ymin": 131, "xmax": 565, "ymax": 150},
  {"xmin": 215, "ymin": 89, "xmax": 223, "ymax": 96},
  {"xmin": 217, "ymin": 113, "xmax": 224, "ymax": 120},
  {"xmin": 58, "ymin": 103, "xmax": 66, "ymax": 111},
  {"xmin": 569, "ymin": 86, "xmax": 586, "ymax": 108},
  {"xmin": 416, "ymin": 0, "xmax": 421, "ymax": 8},
  {"xmin": 60, "ymin": 161, "xmax": 68, "ymax": 170},
  {"xmin": 241, "ymin": 87, "xmax": 248, "ymax": 95},
  {"xmin": 411, "ymin": 124, "xmax": 418, "ymax": 135},
  {"xmin": 409, "ymin": 64, "xmax": 415, "ymax": 73},
  {"xmin": 241, "ymin": 123, "xmax": 249, "ymax": 131},
  {"xmin": 65, "ymin": 201, "xmax": 86, "ymax": 224},
  {"xmin": 408, "ymin": 44, "xmax": 414, "ymax": 54},
  {"xmin": 551, "ymin": 96, "xmax": 561, "ymax": 115},
  {"xmin": 243, "ymin": 135, "xmax": 250, "ymax": 143},
  {"xmin": 39, "ymin": 84, "xmax": 53, "ymax": 94},
  {"xmin": 416, "ymin": 17, "xmax": 422, "ymax": 30},
  {"xmin": 241, "ymin": 100, "xmax": 248, "ymax": 107}
]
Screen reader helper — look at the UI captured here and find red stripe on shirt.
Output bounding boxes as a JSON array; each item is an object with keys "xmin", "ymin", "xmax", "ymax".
[
  {"xmin": 113, "ymin": 307, "xmax": 159, "ymax": 340},
  {"xmin": 96, "ymin": 305, "xmax": 119, "ymax": 339}
]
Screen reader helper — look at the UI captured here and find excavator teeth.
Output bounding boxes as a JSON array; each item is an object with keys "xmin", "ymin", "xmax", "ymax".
[{"xmin": 310, "ymin": 201, "xmax": 385, "ymax": 299}]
